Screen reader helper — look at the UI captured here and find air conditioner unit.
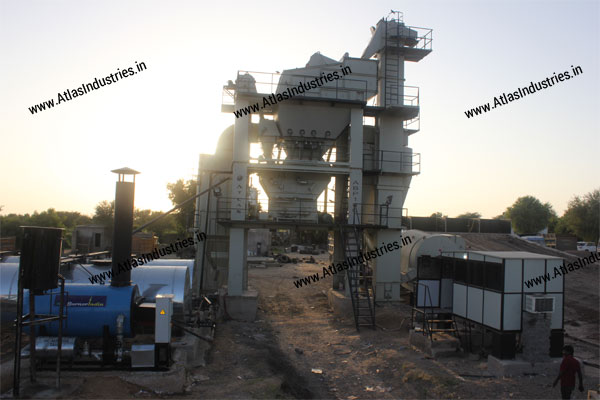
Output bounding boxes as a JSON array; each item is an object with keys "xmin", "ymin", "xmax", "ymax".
[{"xmin": 525, "ymin": 295, "xmax": 554, "ymax": 313}]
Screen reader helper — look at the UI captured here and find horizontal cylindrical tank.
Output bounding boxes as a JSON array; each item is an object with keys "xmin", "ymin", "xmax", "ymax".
[
  {"xmin": 1, "ymin": 262, "xmax": 191, "ymax": 322},
  {"xmin": 400, "ymin": 230, "xmax": 466, "ymax": 282},
  {"xmin": 0, "ymin": 263, "xmax": 19, "ymax": 324},
  {"xmin": 0, "ymin": 263, "xmax": 18, "ymax": 297},
  {"xmin": 143, "ymin": 259, "xmax": 194, "ymax": 284},
  {"xmin": 22, "ymin": 336, "xmax": 78, "ymax": 359},
  {"xmin": 23, "ymin": 283, "xmax": 139, "ymax": 337},
  {"xmin": 130, "ymin": 265, "xmax": 190, "ymax": 317},
  {"xmin": 67, "ymin": 264, "xmax": 190, "ymax": 317}
]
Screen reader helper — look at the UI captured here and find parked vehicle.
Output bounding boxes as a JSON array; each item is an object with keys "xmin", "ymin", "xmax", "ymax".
[{"xmin": 577, "ymin": 241, "xmax": 598, "ymax": 252}]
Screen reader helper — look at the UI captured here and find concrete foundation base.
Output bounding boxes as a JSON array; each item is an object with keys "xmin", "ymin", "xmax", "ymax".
[
  {"xmin": 327, "ymin": 288, "xmax": 352, "ymax": 318},
  {"xmin": 409, "ymin": 329, "xmax": 462, "ymax": 358},
  {"xmin": 121, "ymin": 363, "xmax": 187, "ymax": 394},
  {"xmin": 171, "ymin": 331, "xmax": 212, "ymax": 368},
  {"xmin": 487, "ymin": 355, "xmax": 561, "ymax": 377},
  {"xmin": 223, "ymin": 288, "xmax": 258, "ymax": 322},
  {"xmin": 2, "ymin": 333, "xmax": 213, "ymax": 396}
]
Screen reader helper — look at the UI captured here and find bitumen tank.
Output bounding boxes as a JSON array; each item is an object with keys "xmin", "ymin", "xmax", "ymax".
[
  {"xmin": 400, "ymin": 229, "xmax": 466, "ymax": 283},
  {"xmin": 23, "ymin": 283, "xmax": 140, "ymax": 337},
  {"xmin": 4, "ymin": 169, "xmax": 205, "ymax": 376},
  {"xmin": 0, "ymin": 261, "xmax": 191, "ymax": 323},
  {"xmin": 0, "ymin": 262, "xmax": 19, "ymax": 323}
]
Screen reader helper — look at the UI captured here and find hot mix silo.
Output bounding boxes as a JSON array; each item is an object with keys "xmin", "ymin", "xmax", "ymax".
[{"xmin": 194, "ymin": 12, "xmax": 433, "ymax": 324}]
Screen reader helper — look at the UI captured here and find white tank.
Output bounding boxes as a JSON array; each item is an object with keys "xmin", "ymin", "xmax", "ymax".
[{"xmin": 400, "ymin": 230, "xmax": 466, "ymax": 282}]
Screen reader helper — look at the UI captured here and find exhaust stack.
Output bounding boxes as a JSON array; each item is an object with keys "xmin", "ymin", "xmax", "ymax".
[{"xmin": 110, "ymin": 168, "xmax": 139, "ymax": 287}]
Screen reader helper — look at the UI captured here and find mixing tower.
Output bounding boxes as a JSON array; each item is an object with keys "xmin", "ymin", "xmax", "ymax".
[{"xmin": 194, "ymin": 12, "xmax": 432, "ymax": 322}]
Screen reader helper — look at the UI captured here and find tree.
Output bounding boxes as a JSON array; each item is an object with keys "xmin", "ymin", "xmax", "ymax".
[
  {"xmin": 560, "ymin": 189, "xmax": 599, "ymax": 242},
  {"xmin": 29, "ymin": 208, "xmax": 65, "ymax": 229},
  {"xmin": 93, "ymin": 201, "xmax": 114, "ymax": 228},
  {"xmin": 57, "ymin": 211, "xmax": 92, "ymax": 228},
  {"xmin": 456, "ymin": 212, "xmax": 482, "ymax": 219},
  {"xmin": 430, "ymin": 212, "xmax": 446, "ymax": 218},
  {"xmin": 56, "ymin": 211, "xmax": 92, "ymax": 249},
  {"xmin": 2, "ymin": 209, "xmax": 76, "ymax": 249},
  {"xmin": 133, "ymin": 209, "xmax": 177, "ymax": 242},
  {"xmin": 0, "ymin": 213, "xmax": 31, "ymax": 248},
  {"xmin": 167, "ymin": 179, "xmax": 196, "ymax": 236},
  {"xmin": 503, "ymin": 196, "xmax": 555, "ymax": 234},
  {"xmin": 550, "ymin": 216, "xmax": 573, "ymax": 236}
]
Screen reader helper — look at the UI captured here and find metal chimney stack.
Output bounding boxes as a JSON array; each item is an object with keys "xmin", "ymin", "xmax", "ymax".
[{"xmin": 110, "ymin": 168, "xmax": 139, "ymax": 287}]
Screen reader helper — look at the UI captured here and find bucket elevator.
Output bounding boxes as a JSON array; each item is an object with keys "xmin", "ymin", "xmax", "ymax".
[{"xmin": 194, "ymin": 12, "xmax": 433, "ymax": 325}]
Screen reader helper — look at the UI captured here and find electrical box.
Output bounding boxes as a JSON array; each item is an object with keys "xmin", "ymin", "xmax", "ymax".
[
  {"xmin": 155, "ymin": 294, "xmax": 174, "ymax": 343},
  {"xmin": 525, "ymin": 295, "xmax": 554, "ymax": 313}
]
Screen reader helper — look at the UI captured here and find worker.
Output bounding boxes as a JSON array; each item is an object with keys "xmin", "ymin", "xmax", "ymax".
[{"xmin": 552, "ymin": 345, "xmax": 583, "ymax": 399}]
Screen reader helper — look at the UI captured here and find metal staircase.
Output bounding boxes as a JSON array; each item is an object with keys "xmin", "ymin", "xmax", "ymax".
[
  {"xmin": 341, "ymin": 207, "xmax": 376, "ymax": 330},
  {"xmin": 411, "ymin": 282, "xmax": 460, "ymax": 343}
]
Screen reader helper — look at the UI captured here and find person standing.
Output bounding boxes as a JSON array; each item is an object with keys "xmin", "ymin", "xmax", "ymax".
[{"xmin": 553, "ymin": 345, "xmax": 584, "ymax": 399}]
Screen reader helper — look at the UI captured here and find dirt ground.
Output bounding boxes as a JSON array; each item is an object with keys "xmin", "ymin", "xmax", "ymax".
[
  {"xmin": 2, "ymin": 245, "xmax": 598, "ymax": 399},
  {"xmin": 185, "ymin": 252, "xmax": 599, "ymax": 400}
]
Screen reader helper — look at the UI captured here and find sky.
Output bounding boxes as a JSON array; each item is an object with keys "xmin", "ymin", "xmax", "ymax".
[{"xmin": 1, "ymin": 0, "xmax": 598, "ymax": 219}]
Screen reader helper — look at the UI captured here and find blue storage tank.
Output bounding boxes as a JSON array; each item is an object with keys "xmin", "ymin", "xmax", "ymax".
[{"xmin": 24, "ymin": 284, "xmax": 140, "ymax": 337}]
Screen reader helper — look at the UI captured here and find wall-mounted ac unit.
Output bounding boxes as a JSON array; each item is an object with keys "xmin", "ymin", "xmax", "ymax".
[{"xmin": 525, "ymin": 295, "xmax": 554, "ymax": 313}]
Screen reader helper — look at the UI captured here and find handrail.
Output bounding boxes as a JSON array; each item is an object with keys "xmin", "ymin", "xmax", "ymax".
[
  {"xmin": 212, "ymin": 198, "xmax": 403, "ymax": 227},
  {"xmin": 249, "ymin": 144, "xmax": 348, "ymax": 165},
  {"xmin": 415, "ymin": 281, "xmax": 435, "ymax": 342},
  {"xmin": 342, "ymin": 211, "xmax": 375, "ymax": 329},
  {"xmin": 368, "ymin": 85, "xmax": 420, "ymax": 108},
  {"xmin": 403, "ymin": 115, "xmax": 420, "ymax": 132},
  {"xmin": 363, "ymin": 150, "xmax": 421, "ymax": 174},
  {"xmin": 384, "ymin": 25, "xmax": 433, "ymax": 51},
  {"xmin": 234, "ymin": 70, "xmax": 372, "ymax": 103}
]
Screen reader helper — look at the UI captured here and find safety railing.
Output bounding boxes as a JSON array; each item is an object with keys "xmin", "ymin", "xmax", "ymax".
[
  {"xmin": 411, "ymin": 281, "xmax": 436, "ymax": 342},
  {"xmin": 400, "ymin": 85, "xmax": 419, "ymax": 106},
  {"xmin": 368, "ymin": 85, "xmax": 420, "ymax": 108},
  {"xmin": 222, "ymin": 86, "xmax": 235, "ymax": 108},
  {"xmin": 403, "ymin": 115, "xmax": 420, "ymax": 132},
  {"xmin": 386, "ymin": 26, "xmax": 433, "ymax": 51},
  {"xmin": 387, "ymin": 10, "xmax": 404, "ymax": 23},
  {"xmin": 363, "ymin": 150, "xmax": 421, "ymax": 174},
  {"xmin": 349, "ymin": 203, "xmax": 407, "ymax": 227},
  {"xmin": 213, "ymin": 198, "xmax": 339, "ymax": 224},
  {"xmin": 249, "ymin": 143, "xmax": 349, "ymax": 166},
  {"xmin": 408, "ymin": 26, "xmax": 433, "ymax": 51},
  {"xmin": 384, "ymin": 12, "xmax": 433, "ymax": 52},
  {"xmin": 210, "ymin": 197, "xmax": 406, "ymax": 228},
  {"xmin": 231, "ymin": 70, "xmax": 372, "ymax": 103}
]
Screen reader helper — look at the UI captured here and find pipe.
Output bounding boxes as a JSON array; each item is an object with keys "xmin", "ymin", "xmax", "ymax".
[
  {"xmin": 170, "ymin": 321, "xmax": 213, "ymax": 343},
  {"xmin": 198, "ymin": 173, "xmax": 214, "ymax": 294},
  {"xmin": 111, "ymin": 180, "xmax": 135, "ymax": 287},
  {"xmin": 28, "ymin": 289, "xmax": 36, "ymax": 382},
  {"xmin": 13, "ymin": 260, "xmax": 24, "ymax": 397},
  {"xmin": 56, "ymin": 275, "xmax": 65, "ymax": 389},
  {"xmin": 116, "ymin": 314, "xmax": 124, "ymax": 363}
]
